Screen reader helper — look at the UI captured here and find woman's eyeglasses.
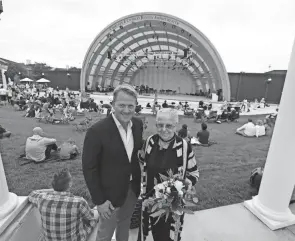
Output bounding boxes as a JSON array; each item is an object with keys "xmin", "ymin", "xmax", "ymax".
[{"xmin": 156, "ymin": 123, "xmax": 175, "ymax": 130}]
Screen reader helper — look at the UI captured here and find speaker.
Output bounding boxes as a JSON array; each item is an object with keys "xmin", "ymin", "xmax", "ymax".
[
  {"xmin": 0, "ymin": 0, "xmax": 3, "ymax": 14},
  {"xmin": 107, "ymin": 51, "xmax": 112, "ymax": 59},
  {"xmin": 183, "ymin": 48, "xmax": 188, "ymax": 58}
]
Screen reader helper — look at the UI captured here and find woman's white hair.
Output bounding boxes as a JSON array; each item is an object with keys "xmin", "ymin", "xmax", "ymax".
[
  {"xmin": 156, "ymin": 108, "xmax": 179, "ymax": 124},
  {"xmin": 113, "ymin": 84, "xmax": 138, "ymax": 102}
]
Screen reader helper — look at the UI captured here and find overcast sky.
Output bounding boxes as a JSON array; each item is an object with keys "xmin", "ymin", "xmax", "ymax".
[{"xmin": 0, "ymin": 0, "xmax": 294, "ymax": 72}]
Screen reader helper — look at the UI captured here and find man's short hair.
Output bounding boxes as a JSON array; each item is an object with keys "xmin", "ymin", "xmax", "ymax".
[
  {"xmin": 113, "ymin": 84, "xmax": 137, "ymax": 102},
  {"xmin": 33, "ymin": 127, "xmax": 44, "ymax": 136},
  {"xmin": 248, "ymin": 119, "xmax": 253, "ymax": 122},
  {"xmin": 52, "ymin": 168, "xmax": 72, "ymax": 192},
  {"xmin": 201, "ymin": 123, "xmax": 207, "ymax": 130}
]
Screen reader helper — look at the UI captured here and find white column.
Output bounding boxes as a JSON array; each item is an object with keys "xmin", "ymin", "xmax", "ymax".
[
  {"xmin": 0, "ymin": 66, "xmax": 7, "ymax": 89},
  {"xmin": 244, "ymin": 38, "xmax": 295, "ymax": 230},
  {"xmin": 0, "ymin": 153, "xmax": 18, "ymax": 220}
]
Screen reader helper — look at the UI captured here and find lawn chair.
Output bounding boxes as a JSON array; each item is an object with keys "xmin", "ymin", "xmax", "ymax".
[
  {"xmin": 228, "ymin": 110, "xmax": 240, "ymax": 122},
  {"xmin": 217, "ymin": 111, "xmax": 229, "ymax": 123},
  {"xmin": 204, "ymin": 110, "xmax": 218, "ymax": 122},
  {"xmin": 184, "ymin": 108, "xmax": 194, "ymax": 117},
  {"xmin": 73, "ymin": 116, "xmax": 93, "ymax": 132},
  {"xmin": 194, "ymin": 108, "xmax": 205, "ymax": 122}
]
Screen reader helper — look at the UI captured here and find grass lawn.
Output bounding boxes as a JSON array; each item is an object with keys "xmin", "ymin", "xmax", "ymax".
[{"xmin": 0, "ymin": 106, "xmax": 270, "ymax": 210}]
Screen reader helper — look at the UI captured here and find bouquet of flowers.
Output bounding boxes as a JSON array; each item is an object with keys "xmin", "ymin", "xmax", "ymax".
[{"xmin": 142, "ymin": 169, "xmax": 198, "ymax": 241}]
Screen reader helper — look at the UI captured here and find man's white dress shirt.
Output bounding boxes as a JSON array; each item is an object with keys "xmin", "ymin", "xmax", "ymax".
[
  {"xmin": 237, "ymin": 122, "xmax": 256, "ymax": 136},
  {"xmin": 112, "ymin": 114, "xmax": 134, "ymax": 180}
]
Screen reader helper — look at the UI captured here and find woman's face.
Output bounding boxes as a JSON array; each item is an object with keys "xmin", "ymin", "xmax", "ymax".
[{"xmin": 156, "ymin": 117, "xmax": 176, "ymax": 141}]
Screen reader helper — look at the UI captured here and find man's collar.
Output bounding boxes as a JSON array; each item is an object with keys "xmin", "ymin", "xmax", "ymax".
[
  {"xmin": 112, "ymin": 113, "xmax": 133, "ymax": 128},
  {"xmin": 52, "ymin": 191, "xmax": 72, "ymax": 196}
]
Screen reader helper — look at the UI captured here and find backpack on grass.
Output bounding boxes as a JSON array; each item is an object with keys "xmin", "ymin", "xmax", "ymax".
[{"xmin": 250, "ymin": 167, "xmax": 264, "ymax": 191}]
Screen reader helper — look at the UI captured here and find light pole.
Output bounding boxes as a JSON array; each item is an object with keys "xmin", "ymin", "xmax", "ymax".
[
  {"xmin": 236, "ymin": 71, "xmax": 244, "ymax": 101},
  {"xmin": 265, "ymin": 77, "xmax": 272, "ymax": 101},
  {"xmin": 18, "ymin": 72, "xmax": 22, "ymax": 83}
]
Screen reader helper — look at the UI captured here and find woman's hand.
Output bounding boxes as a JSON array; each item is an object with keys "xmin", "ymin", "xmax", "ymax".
[{"xmin": 184, "ymin": 178, "xmax": 193, "ymax": 192}]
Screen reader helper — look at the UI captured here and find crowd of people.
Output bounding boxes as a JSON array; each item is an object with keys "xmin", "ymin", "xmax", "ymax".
[
  {"xmin": 0, "ymin": 82, "xmax": 82, "ymax": 123},
  {"xmin": 0, "ymin": 82, "xmax": 280, "ymax": 241}
]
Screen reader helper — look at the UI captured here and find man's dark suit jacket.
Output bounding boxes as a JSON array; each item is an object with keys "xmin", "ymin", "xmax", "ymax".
[{"xmin": 82, "ymin": 115, "xmax": 143, "ymax": 207}]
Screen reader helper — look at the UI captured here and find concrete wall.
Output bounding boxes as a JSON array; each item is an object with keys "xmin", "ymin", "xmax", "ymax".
[
  {"xmin": 42, "ymin": 70, "xmax": 80, "ymax": 91},
  {"xmin": 42, "ymin": 69, "xmax": 286, "ymax": 104},
  {"xmin": 228, "ymin": 72, "xmax": 286, "ymax": 104}
]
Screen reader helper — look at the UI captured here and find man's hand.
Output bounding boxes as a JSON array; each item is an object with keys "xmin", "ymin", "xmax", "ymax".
[
  {"xmin": 96, "ymin": 200, "xmax": 115, "ymax": 219},
  {"xmin": 92, "ymin": 208, "xmax": 99, "ymax": 220}
]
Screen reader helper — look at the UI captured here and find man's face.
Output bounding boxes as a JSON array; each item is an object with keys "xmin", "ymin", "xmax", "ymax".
[{"xmin": 112, "ymin": 91, "xmax": 136, "ymax": 124}]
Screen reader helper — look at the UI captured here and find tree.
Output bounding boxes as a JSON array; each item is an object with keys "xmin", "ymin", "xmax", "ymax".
[
  {"xmin": 5, "ymin": 62, "xmax": 27, "ymax": 82},
  {"xmin": 26, "ymin": 62, "xmax": 52, "ymax": 79}
]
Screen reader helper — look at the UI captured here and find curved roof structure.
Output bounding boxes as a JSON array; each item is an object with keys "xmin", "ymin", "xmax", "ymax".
[{"xmin": 81, "ymin": 12, "xmax": 231, "ymax": 100}]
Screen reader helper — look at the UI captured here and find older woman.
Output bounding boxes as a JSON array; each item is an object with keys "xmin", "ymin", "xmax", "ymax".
[{"xmin": 139, "ymin": 108, "xmax": 199, "ymax": 241}]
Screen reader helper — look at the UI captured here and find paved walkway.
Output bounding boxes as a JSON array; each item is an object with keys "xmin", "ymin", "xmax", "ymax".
[{"xmin": 130, "ymin": 203, "xmax": 295, "ymax": 241}]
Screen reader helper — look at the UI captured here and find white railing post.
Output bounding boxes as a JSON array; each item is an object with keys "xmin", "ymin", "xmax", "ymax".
[
  {"xmin": 0, "ymin": 153, "xmax": 18, "ymax": 220},
  {"xmin": 0, "ymin": 65, "xmax": 8, "ymax": 89}
]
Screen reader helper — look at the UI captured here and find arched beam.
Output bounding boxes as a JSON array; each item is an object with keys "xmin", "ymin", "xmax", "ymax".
[
  {"xmin": 119, "ymin": 53, "xmax": 208, "ymax": 89},
  {"xmin": 103, "ymin": 33, "xmax": 216, "ymax": 87},
  {"xmin": 88, "ymin": 27, "xmax": 217, "ymax": 92},
  {"xmin": 85, "ymin": 23, "xmax": 206, "ymax": 84},
  {"xmin": 107, "ymin": 41, "xmax": 214, "ymax": 90},
  {"xmin": 96, "ymin": 26, "xmax": 202, "ymax": 74},
  {"xmin": 91, "ymin": 30, "xmax": 217, "ymax": 91}
]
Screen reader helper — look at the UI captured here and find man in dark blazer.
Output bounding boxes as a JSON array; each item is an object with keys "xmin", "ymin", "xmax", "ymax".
[{"xmin": 82, "ymin": 84, "xmax": 143, "ymax": 241}]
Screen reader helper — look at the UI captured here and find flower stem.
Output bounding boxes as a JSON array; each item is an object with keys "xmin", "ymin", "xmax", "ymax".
[{"xmin": 174, "ymin": 214, "xmax": 181, "ymax": 241}]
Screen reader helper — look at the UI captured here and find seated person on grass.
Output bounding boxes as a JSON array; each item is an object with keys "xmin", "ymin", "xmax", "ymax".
[
  {"xmin": 266, "ymin": 108, "xmax": 279, "ymax": 121},
  {"xmin": 178, "ymin": 124, "xmax": 191, "ymax": 142},
  {"xmin": 28, "ymin": 168, "xmax": 98, "ymax": 241},
  {"xmin": 89, "ymin": 99, "xmax": 98, "ymax": 112},
  {"xmin": 196, "ymin": 123, "xmax": 210, "ymax": 145},
  {"xmin": 250, "ymin": 167, "xmax": 295, "ymax": 204},
  {"xmin": 25, "ymin": 127, "xmax": 58, "ymax": 162},
  {"xmin": 146, "ymin": 102, "xmax": 151, "ymax": 108},
  {"xmin": 203, "ymin": 106, "xmax": 210, "ymax": 117},
  {"xmin": 58, "ymin": 139, "xmax": 79, "ymax": 160},
  {"xmin": 216, "ymin": 109, "xmax": 229, "ymax": 122},
  {"xmin": 0, "ymin": 125, "xmax": 11, "ymax": 139},
  {"xmin": 228, "ymin": 108, "xmax": 239, "ymax": 122},
  {"xmin": 25, "ymin": 105, "xmax": 36, "ymax": 118},
  {"xmin": 235, "ymin": 119, "xmax": 255, "ymax": 137},
  {"xmin": 35, "ymin": 106, "xmax": 42, "ymax": 119},
  {"xmin": 18, "ymin": 96, "xmax": 27, "ymax": 110},
  {"xmin": 255, "ymin": 120, "xmax": 266, "ymax": 138},
  {"xmin": 135, "ymin": 104, "xmax": 142, "ymax": 115}
]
